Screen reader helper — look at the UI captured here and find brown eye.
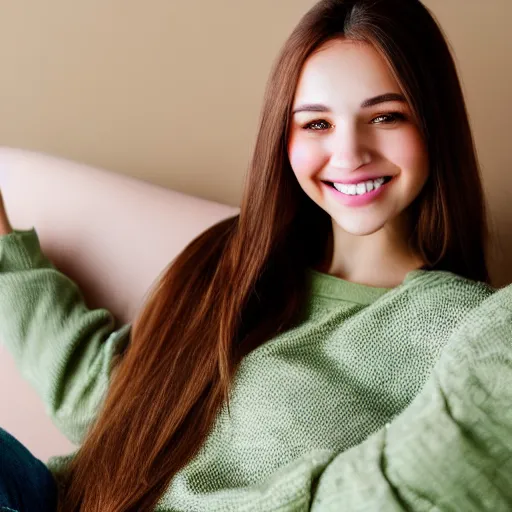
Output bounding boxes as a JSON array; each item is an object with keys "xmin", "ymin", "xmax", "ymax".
[
  {"xmin": 303, "ymin": 120, "xmax": 332, "ymax": 131},
  {"xmin": 371, "ymin": 112, "xmax": 406, "ymax": 124}
]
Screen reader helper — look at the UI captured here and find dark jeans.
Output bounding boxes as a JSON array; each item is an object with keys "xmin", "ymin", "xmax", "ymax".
[{"xmin": 0, "ymin": 428, "xmax": 57, "ymax": 511}]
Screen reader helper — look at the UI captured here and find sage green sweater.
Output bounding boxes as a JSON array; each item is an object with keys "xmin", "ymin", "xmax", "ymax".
[{"xmin": 1, "ymin": 228, "xmax": 512, "ymax": 511}]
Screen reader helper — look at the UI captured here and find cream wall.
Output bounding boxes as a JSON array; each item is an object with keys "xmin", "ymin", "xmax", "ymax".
[
  {"xmin": 0, "ymin": 0, "xmax": 315, "ymax": 207},
  {"xmin": 0, "ymin": 0, "xmax": 510, "ymax": 285}
]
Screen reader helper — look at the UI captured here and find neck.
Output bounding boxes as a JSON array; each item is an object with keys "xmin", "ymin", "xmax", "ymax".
[{"xmin": 317, "ymin": 217, "xmax": 426, "ymax": 288}]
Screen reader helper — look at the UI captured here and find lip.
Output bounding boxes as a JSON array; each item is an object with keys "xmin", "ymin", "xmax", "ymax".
[
  {"xmin": 323, "ymin": 174, "xmax": 392, "ymax": 185},
  {"xmin": 323, "ymin": 176, "xmax": 394, "ymax": 207}
]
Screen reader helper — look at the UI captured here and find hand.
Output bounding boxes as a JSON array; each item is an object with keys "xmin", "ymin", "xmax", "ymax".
[{"xmin": 0, "ymin": 189, "xmax": 13, "ymax": 236}]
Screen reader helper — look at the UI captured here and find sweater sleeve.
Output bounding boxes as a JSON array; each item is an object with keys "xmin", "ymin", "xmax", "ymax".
[
  {"xmin": 310, "ymin": 283, "xmax": 512, "ymax": 511},
  {"xmin": 0, "ymin": 228, "xmax": 132, "ymax": 445}
]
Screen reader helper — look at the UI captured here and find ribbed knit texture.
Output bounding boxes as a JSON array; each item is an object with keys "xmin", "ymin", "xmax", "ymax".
[{"xmin": 1, "ymin": 228, "xmax": 511, "ymax": 511}]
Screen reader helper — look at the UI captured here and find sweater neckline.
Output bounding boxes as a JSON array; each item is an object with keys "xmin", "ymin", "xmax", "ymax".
[{"xmin": 308, "ymin": 267, "xmax": 428, "ymax": 305}]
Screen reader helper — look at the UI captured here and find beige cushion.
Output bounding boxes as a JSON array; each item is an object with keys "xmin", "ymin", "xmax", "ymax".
[{"xmin": 0, "ymin": 147, "xmax": 239, "ymax": 460}]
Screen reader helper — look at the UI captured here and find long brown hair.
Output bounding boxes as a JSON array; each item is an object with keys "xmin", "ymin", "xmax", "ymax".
[{"xmin": 59, "ymin": 0, "xmax": 490, "ymax": 509}]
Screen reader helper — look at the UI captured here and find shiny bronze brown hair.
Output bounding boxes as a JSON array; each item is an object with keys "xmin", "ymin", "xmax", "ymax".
[{"xmin": 58, "ymin": 0, "xmax": 490, "ymax": 509}]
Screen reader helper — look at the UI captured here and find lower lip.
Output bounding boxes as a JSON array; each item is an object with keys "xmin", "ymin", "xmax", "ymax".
[{"xmin": 324, "ymin": 178, "xmax": 393, "ymax": 207}]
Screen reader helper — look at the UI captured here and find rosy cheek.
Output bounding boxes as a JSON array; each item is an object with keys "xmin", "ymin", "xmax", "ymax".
[
  {"xmin": 386, "ymin": 130, "xmax": 428, "ymax": 172},
  {"xmin": 288, "ymin": 140, "xmax": 324, "ymax": 178}
]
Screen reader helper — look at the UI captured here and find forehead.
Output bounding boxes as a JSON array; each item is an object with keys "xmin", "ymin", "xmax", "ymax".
[{"xmin": 293, "ymin": 39, "xmax": 402, "ymax": 108}]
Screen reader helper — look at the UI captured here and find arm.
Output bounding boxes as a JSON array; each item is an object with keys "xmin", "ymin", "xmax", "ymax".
[
  {"xmin": 0, "ymin": 228, "xmax": 131, "ymax": 445},
  {"xmin": 310, "ymin": 284, "xmax": 512, "ymax": 511}
]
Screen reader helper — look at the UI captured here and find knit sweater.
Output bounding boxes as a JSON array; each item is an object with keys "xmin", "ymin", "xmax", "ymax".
[{"xmin": 1, "ymin": 228, "xmax": 511, "ymax": 511}]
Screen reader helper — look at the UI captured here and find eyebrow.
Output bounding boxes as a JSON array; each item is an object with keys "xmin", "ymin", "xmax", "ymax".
[{"xmin": 292, "ymin": 93, "xmax": 406, "ymax": 114}]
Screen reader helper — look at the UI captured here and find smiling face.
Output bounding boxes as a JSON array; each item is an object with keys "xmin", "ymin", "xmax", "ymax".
[{"xmin": 287, "ymin": 38, "xmax": 429, "ymax": 242}]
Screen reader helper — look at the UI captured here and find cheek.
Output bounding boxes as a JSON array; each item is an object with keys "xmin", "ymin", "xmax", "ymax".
[
  {"xmin": 386, "ymin": 130, "xmax": 429, "ymax": 176},
  {"xmin": 288, "ymin": 138, "xmax": 325, "ymax": 179}
]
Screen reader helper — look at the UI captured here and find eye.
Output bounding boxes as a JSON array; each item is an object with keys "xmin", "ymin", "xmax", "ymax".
[
  {"xmin": 302, "ymin": 119, "xmax": 332, "ymax": 131},
  {"xmin": 371, "ymin": 112, "xmax": 407, "ymax": 124}
]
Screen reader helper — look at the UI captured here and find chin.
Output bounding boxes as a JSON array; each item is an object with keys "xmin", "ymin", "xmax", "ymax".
[{"xmin": 331, "ymin": 217, "xmax": 388, "ymax": 237}]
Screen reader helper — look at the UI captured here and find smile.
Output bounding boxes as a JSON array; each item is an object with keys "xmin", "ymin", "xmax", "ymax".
[
  {"xmin": 323, "ymin": 176, "xmax": 394, "ymax": 207},
  {"xmin": 327, "ymin": 176, "xmax": 393, "ymax": 196}
]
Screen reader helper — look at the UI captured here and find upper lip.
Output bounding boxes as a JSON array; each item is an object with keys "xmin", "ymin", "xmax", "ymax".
[{"xmin": 323, "ymin": 174, "xmax": 392, "ymax": 185}]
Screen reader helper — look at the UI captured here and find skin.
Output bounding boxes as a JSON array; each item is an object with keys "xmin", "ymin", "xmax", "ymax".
[{"xmin": 288, "ymin": 38, "xmax": 429, "ymax": 288}]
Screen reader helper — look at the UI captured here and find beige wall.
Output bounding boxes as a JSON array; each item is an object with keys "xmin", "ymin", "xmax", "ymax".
[
  {"xmin": 0, "ymin": 0, "xmax": 510, "ymax": 285},
  {"xmin": 0, "ymin": 0, "xmax": 315, "ymax": 207}
]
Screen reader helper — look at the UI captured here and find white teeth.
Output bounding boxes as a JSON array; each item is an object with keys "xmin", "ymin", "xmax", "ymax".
[{"xmin": 333, "ymin": 177, "xmax": 387, "ymax": 196}]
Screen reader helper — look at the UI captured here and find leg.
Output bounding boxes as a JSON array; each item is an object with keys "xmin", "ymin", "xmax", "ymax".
[{"xmin": 0, "ymin": 428, "xmax": 57, "ymax": 511}]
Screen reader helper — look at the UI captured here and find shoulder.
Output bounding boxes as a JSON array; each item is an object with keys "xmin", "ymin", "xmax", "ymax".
[
  {"xmin": 376, "ymin": 270, "xmax": 498, "ymax": 340},
  {"xmin": 434, "ymin": 282, "xmax": 512, "ymax": 413},
  {"xmin": 402, "ymin": 268, "xmax": 496, "ymax": 310}
]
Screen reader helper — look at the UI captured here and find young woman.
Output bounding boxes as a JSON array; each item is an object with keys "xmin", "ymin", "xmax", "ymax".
[{"xmin": 1, "ymin": 0, "xmax": 511, "ymax": 510}]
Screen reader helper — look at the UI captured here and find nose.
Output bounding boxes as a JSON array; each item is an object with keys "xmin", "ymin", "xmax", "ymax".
[{"xmin": 328, "ymin": 121, "xmax": 371, "ymax": 171}]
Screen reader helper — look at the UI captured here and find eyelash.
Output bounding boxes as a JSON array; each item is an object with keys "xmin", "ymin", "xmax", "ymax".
[{"xmin": 302, "ymin": 112, "xmax": 407, "ymax": 131}]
